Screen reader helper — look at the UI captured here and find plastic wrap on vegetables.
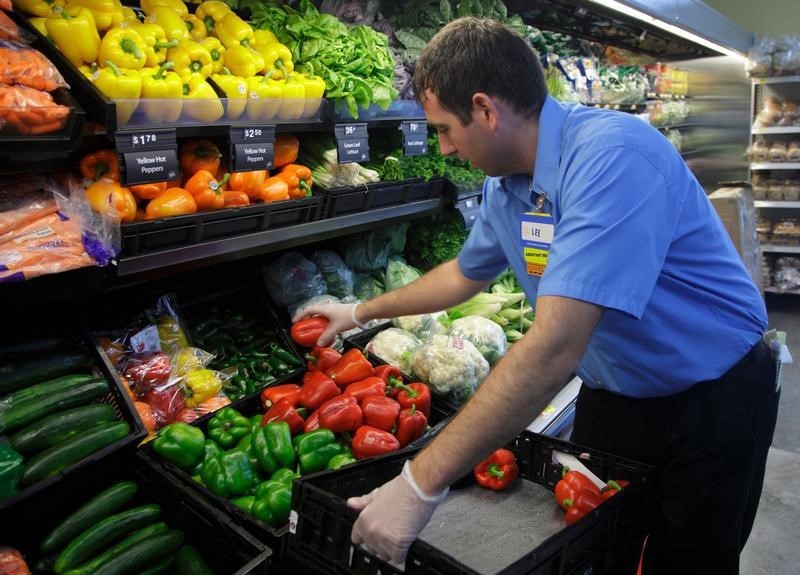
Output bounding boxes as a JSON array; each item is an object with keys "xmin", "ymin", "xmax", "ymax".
[
  {"xmin": 365, "ymin": 327, "xmax": 423, "ymax": 375},
  {"xmin": 308, "ymin": 249, "xmax": 354, "ymax": 299},
  {"xmin": 263, "ymin": 251, "xmax": 327, "ymax": 308},
  {"xmin": 448, "ymin": 316, "xmax": 508, "ymax": 366},
  {"xmin": 384, "ymin": 258, "xmax": 422, "ymax": 291},
  {"xmin": 410, "ymin": 335, "xmax": 490, "ymax": 405},
  {"xmin": 391, "ymin": 311, "xmax": 447, "ymax": 341}
]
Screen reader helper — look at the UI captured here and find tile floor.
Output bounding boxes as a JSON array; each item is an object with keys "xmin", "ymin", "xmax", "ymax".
[{"xmin": 740, "ymin": 294, "xmax": 800, "ymax": 574}]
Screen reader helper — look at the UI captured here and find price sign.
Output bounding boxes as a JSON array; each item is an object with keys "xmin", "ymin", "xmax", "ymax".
[
  {"xmin": 456, "ymin": 195, "xmax": 481, "ymax": 230},
  {"xmin": 230, "ymin": 125, "xmax": 276, "ymax": 172},
  {"xmin": 334, "ymin": 123, "xmax": 369, "ymax": 164},
  {"xmin": 400, "ymin": 120, "xmax": 428, "ymax": 156},
  {"xmin": 115, "ymin": 129, "xmax": 178, "ymax": 186}
]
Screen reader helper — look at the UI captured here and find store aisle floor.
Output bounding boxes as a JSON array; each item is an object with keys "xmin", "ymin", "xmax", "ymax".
[{"xmin": 740, "ymin": 295, "xmax": 800, "ymax": 574}]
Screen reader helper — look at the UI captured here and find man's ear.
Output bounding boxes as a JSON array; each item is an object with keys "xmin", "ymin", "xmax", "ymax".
[{"xmin": 472, "ymin": 92, "xmax": 499, "ymax": 129}]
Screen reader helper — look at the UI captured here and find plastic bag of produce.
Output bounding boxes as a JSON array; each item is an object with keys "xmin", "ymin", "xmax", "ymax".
[
  {"xmin": 365, "ymin": 327, "xmax": 423, "ymax": 375},
  {"xmin": 392, "ymin": 311, "xmax": 448, "ymax": 340},
  {"xmin": 384, "ymin": 258, "xmax": 422, "ymax": 291},
  {"xmin": 354, "ymin": 272, "xmax": 385, "ymax": 300},
  {"xmin": 410, "ymin": 335, "xmax": 490, "ymax": 405},
  {"xmin": 263, "ymin": 251, "xmax": 327, "ymax": 307},
  {"xmin": 308, "ymin": 249, "xmax": 354, "ymax": 299},
  {"xmin": 448, "ymin": 316, "xmax": 508, "ymax": 366},
  {"xmin": 288, "ymin": 293, "xmax": 341, "ymax": 321}
]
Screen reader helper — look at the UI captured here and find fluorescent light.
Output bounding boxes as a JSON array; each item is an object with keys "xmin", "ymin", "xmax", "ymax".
[{"xmin": 587, "ymin": 0, "xmax": 748, "ymax": 61}]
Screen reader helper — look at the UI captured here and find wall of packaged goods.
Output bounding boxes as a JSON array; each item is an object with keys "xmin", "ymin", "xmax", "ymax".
[{"xmin": 0, "ymin": 1, "xmax": 763, "ymax": 573}]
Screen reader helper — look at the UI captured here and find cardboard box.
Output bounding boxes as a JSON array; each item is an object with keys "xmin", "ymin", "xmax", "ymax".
[{"xmin": 709, "ymin": 186, "xmax": 763, "ymax": 294}]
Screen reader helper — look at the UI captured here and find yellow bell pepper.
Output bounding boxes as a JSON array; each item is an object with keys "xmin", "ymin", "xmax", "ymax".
[
  {"xmin": 99, "ymin": 27, "xmax": 147, "ymax": 70},
  {"xmin": 14, "ymin": 0, "xmax": 64, "ymax": 17},
  {"xmin": 121, "ymin": 5, "xmax": 138, "ymax": 23},
  {"xmin": 245, "ymin": 74, "xmax": 281, "ymax": 121},
  {"xmin": 182, "ymin": 73, "xmax": 224, "ymax": 122},
  {"xmin": 223, "ymin": 44, "xmax": 264, "ymax": 78},
  {"xmin": 28, "ymin": 16, "xmax": 49, "ymax": 37},
  {"xmin": 140, "ymin": 0, "xmax": 187, "ymax": 17},
  {"xmin": 275, "ymin": 74, "xmax": 304, "ymax": 121},
  {"xmin": 129, "ymin": 22, "xmax": 178, "ymax": 67},
  {"xmin": 146, "ymin": 6, "xmax": 189, "ymax": 42},
  {"xmin": 66, "ymin": 0, "xmax": 123, "ymax": 31},
  {"xmin": 252, "ymin": 29, "xmax": 278, "ymax": 45},
  {"xmin": 140, "ymin": 61, "xmax": 183, "ymax": 122},
  {"xmin": 79, "ymin": 62, "xmax": 99, "ymax": 79},
  {"xmin": 45, "ymin": 7, "xmax": 100, "ymax": 67},
  {"xmin": 252, "ymin": 39, "xmax": 293, "ymax": 80},
  {"xmin": 94, "ymin": 60, "xmax": 141, "ymax": 124},
  {"xmin": 198, "ymin": 36, "xmax": 225, "ymax": 73},
  {"xmin": 296, "ymin": 71, "xmax": 326, "ymax": 118},
  {"xmin": 214, "ymin": 12, "xmax": 254, "ymax": 48},
  {"xmin": 195, "ymin": 0, "xmax": 230, "ymax": 33},
  {"xmin": 182, "ymin": 369, "xmax": 222, "ymax": 408},
  {"xmin": 211, "ymin": 68, "xmax": 247, "ymax": 120},
  {"xmin": 168, "ymin": 40, "xmax": 213, "ymax": 79},
  {"xmin": 184, "ymin": 14, "xmax": 207, "ymax": 41}
]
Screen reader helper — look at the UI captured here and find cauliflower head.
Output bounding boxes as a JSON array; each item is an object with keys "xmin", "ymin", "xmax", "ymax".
[
  {"xmin": 410, "ymin": 335, "xmax": 490, "ymax": 405},
  {"xmin": 448, "ymin": 316, "xmax": 508, "ymax": 365},
  {"xmin": 391, "ymin": 310, "xmax": 448, "ymax": 340},
  {"xmin": 365, "ymin": 327, "xmax": 423, "ymax": 374}
]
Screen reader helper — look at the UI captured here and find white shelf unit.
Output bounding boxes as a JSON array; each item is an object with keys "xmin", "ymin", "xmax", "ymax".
[{"xmin": 749, "ymin": 77, "xmax": 800, "ymax": 293}]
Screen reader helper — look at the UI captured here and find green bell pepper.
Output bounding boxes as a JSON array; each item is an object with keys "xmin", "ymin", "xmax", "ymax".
[
  {"xmin": 234, "ymin": 433, "xmax": 261, "ymax": 471},
  {"xmin": 292, "ymin": 428, "xmax": 335, "ymax": 453},
  {"xmin": 252, "ymin": 480, "xmax": 292, "ymax": 526},
  {"xmin": 207, "ymin": 407, "xmax": 252, "ymax": 449},
  {"xmin": 231, "ymin": 495, "xmax": 255, "ymax": 514},
  {"xmin": 200, "ymin": 450, "xmax": 257, "ymax": 498},
  {"xmin": 293, "ymin": 428, "xmax": 346, "ymax": 474},
  {"xmin": 264, "ymin": 421, "xmax": 295, "ymax": 469},
  {"xmin": 270, "ymin": 467, "xmax": 300, "ymax": 485},
  {"xmin": 189, "ymin": 439, "xmax": 222, "ymax": 476},
  {"xmin": 249, "ymin": 425, "xmax": 279, "ymax": 476},
  {"xmin": 0, "ymin": 442, "xmax": 24, "ymax": 499},
  {"xmin": 152, "ymin": 422, "xmax": 205, "ymax": 469},
  {"xmin": 327, "ymin": 453, "xmax": 357, "ymax": 470}
]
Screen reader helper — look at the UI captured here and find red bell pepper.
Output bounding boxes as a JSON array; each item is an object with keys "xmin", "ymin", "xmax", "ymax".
[
  {"xmin": 474, "ymin": 448, "xmax": 519, "ymax": 491},
  {"xmin": 290, "ymin": 316, "xmax": 330, "ymax": 348},
  {"xmin": 306, "ymin": 346, "xmax": 341, "ymax": 372},
  {"xmin": 563, "ymin": 487, "xmax": 604, "ymax": 525},
  {"xmin": 395, "ymin": 404, "xmax": 428, "ymax": 447},
  {"xmin": 563, "ymin": 470, "xmax": 600, "ymax": 495},
  {"xmin": 555, "ymin": 470, "xmax": 602, "ymax": 509},
  {"xmin": 360, "ymin": 395, "xmax": 400, "ymax": 432},
  {"xmin": 123, "ymin": 352, "xmax": 171, "ymax": 390},
  {"xmin": 298, "ymin": 371, "xmax": 341, "ymax": 410},
  {"xmin": 394, "ymin": 382, "xmax": 431, "ymax": 419},
  {"xmin": 260, "ymin": 383, "xmax": 301, "ymax": 409},
  {"xmin": 373, "ymin": 365, "xmax": 404, "ymax": 396},
  {"xmin": 261, "ymin": 398, "xmax": 306, "ymax": 436},
  {"xmin": 343, "ymin": 377, "xmax": 387, "ymax": 402},
  {"xmin": 303, "ymin": 409, "xmax": 320, "ymax": 433},
  {"xmin": 325, "ymin": 348, "xmax": 374, "ymax": 387},
  {"xmin": 600, "ymin": 479, "xmax": 630, "ymax": 501},
  {"xmin": 317, "ymin": 395, "xmax": 363, "ymax": 433},
  {"xmin": 352, "ymin": 425, "xmax": 400, "ymax": 459},
  {"xmin": 143, "ymin": 384, "xmax": 184, "ymax": 424}
]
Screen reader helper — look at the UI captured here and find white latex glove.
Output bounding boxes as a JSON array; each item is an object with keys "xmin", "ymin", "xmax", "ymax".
[
  {"xmin": 348, "ymin": 460, "xmax": 448, "ymax": 565},
  {"xmin": 292, "ymin": 302, "xmax": 368, "ymax": 346}
]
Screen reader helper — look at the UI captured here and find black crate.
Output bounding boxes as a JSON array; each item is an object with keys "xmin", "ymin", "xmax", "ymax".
[
  {"xmin": 0, "ymin": 318, "xmax": 146, "ymax": 511},
  {"xmin": 289, "ymin": 431, "xmax": 652, "ymax": 575},
  {"xmin": 323, "ymin": 178, "xmax": 445, "ymax": 218},
  {"xmin": 120, "ymin": 194, "xmax": 325, "ymax": 257},
  {"xmin": 0, "ymin": 449, "xmax": 271, "ymax": 574}
]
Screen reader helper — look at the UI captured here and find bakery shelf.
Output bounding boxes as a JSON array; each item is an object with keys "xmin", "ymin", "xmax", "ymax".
[
  {"xmin": 754, "ymin": 201, "xmax": 800, "ymax": 209},
  {"xmin": 761, "ymin": 244, "xmax": 800, "ymax": 254},
  {"xmin": 751, "ymin": 163, "xmax": 800, "ymax": 170}
]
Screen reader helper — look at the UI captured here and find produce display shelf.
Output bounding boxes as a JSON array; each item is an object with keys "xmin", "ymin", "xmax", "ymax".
[
  {"xmin": 321, "ymin": 177, "xmax": 445, "ymax": 218},
  {"xmin": 115, "ymin": 197, "xmax": 442, "ymax": 276},
  {"xmin": 289, "ymin": 430, "xmax": 652, "ymax": 575}
]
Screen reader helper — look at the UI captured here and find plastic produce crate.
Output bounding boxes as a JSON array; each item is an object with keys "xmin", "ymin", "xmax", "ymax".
[
  {"xmin": 289, "ymin": 431, "xmax": 652, "ymax": 575},
  {"xmin": 0, "ymin": 317, "xmax": 146, "ymax": 511},
  {"xmin": 0, "ymin": 449, "xmax": 271, "ymax": 575},
  {"xmin": 322, "ymin": 178, "xmax": 445, "ymax": 218},
  {"xmin": 120, "ymin": 193, "xmax": 325, "ymax": 258}
]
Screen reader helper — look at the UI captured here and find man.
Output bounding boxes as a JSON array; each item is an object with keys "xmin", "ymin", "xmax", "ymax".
[{"xmin": 296, "ymin": 16, "xmax": 779, "ymax": 574}]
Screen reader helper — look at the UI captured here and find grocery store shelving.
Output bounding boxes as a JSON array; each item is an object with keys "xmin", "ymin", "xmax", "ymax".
[
  {"xmin": 761, "ymin": 244, "xmax": 800, "ymax": 254},
  {"xmin": 751, "ymin": 126, "xmax": 800, "ymax": 135},
  {"xmin": 751, "ymin": 163, "xmax": 800, "ymax": 170},
  {"xmin": 755, "ymin": 201, "xmax": 800, "ymax": 209},
  {"xmin": 752, "ymin": 75, "xmax": 800, "ymax": 85}
]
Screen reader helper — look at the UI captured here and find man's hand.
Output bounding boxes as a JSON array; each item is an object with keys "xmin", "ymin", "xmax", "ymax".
[
  {"xmin": 292, "ymin": 302, "xmax": 364, "ymax": 346},
  {"xmin": 348, "ymin": 461, "xmax": 448, "ymax": 565}
]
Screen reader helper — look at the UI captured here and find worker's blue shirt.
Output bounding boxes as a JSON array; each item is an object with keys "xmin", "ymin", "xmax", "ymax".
[{"xmin": 458, "ymin": 96, "xmax": 767, "ymax": 398}]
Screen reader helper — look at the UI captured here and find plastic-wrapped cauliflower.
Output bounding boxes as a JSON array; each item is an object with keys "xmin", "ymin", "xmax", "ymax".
[
  {"xmin": 448, "ymin": 316, "xmax": 508, "ymax": 366},
  {"xmin": 365, "ymin": 327, "xmax": 423, "ymax": 375},
  {"xmin": 392, "ymin": 310, "xmax": 448, "ymax": 340},
  {"xmin": 410, "ymin": 335, "xmax": 490, "ymax": 405}
]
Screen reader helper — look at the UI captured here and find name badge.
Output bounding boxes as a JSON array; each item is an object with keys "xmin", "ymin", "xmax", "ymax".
[{"xmin": 520, "ymin": 212, "xmax": 553, "ymax": 277}]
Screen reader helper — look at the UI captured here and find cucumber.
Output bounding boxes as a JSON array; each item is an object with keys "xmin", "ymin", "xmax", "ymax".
[
  {"xmin": 53, "ymin": 504, "xmax": 163, "ymax": 574},
  {"xmin": 40, "ymin": 480, "xmax": 138, "ymax": 555},
  {"xmin": 0, "ymin": 379, "xmax": 109, "ymax": 434},
  {"xmin": 2, "ymin": 373, "xmax": 98, "ymax": 406},
  {"xmin": 137, "ymin": 555, "xmax": 174, "ymax": 575},
  {"xmin": 63, "ymin": 522, "xmax": 169, "ymax": 575},
  {"xmin": 93, "ymin": 530, "xmax": 185, "ymax": 575},
  {"xmin": 10, "ymin": 403, "xmax": 117, "ymax": 455},
  {"xmin": 0, "ymin": 334, "xmax": 71, "ymax": 358},
  {"xmin": 174, "ymin": 544, "xmax": 214, "ymax": 575},
  {"xmin": 0, "ymin": 351, "xmax": 93, "ymax": 395},
  {"xmin": 21, "ymin": 421, "xmax": 131, "ymax": 487}
]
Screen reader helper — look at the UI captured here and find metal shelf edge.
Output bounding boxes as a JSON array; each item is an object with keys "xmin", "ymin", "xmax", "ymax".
[
  {"xmin": 761, "ymin": 244, "xmax": 800, "ymax": 254},
  {"xmin": 754, "ymin": 201, "xmax": 800, "ymax": 208}
]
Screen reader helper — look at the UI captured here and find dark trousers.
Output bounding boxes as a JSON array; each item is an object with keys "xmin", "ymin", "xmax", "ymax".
[{"xmin": 571, "ymin": 340, "xmax": 780, "ymax": 575}]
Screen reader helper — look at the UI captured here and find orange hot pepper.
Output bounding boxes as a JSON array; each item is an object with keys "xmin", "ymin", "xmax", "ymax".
[
  {"xmin": 228, "ymin": 169, "xmax": 266, "ymax": 198},
  {"xmin": 223, "ymin": 190, "xmax": 249, "ymax": 207},
  {"xmin": 185, "ymin": 169, "xmax": 230, "ymax": 210},
  {"xmin": 145, "ymin": 187, "xmax": 198, "ymax": 219},
  {"xmin": 80, "ymin": 149, "xmax": 120, "ymax": 181},
  {"xmin": 129, "ymin": 181, "xmax": 168, "ymax": 200},
  {"xmin": 259, "ymin": 175, "xmax": 289, "ymax": 202},
  {"xmin": 179, "ymin": 138, "xmax": 222, "ymax": 177},
  {"xmin": 84, "ymin": 178, "xmax": 137, "ymax": 222},
  {"xmin": 273, "ymin": 133, "xmax": 299, "ymax": 169},
  {"xmin": 277, "ymin": 163, "xmax": 312, "ymax": 198}
]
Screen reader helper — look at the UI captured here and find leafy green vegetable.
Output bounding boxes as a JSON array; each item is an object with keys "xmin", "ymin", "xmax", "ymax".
[{"xmin": 406, "ymin": 208, "xmax": 468, "ymax": 269}]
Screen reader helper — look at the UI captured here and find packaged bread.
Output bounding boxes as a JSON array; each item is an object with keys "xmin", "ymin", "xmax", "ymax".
[
  {"xmin": 767, "ymin": 182, "xmax": 785, "ymax": 200},
  {"xmin": 769, "ymin": 141, "xmax": 787, "ymax": 162},
  {"xmin": 757, "ymin": 97, "xmax": 783, "ymax": 126},
  {"xmin": 787, "ymin": 141, "xmax": 800, "ymax": 162},
  {"xmin": 783, "ymin": 182, "xmax": 800, "ymax": 201},
  {"xmin": 750, "ymin": 139, "xmax": 770, "ymax": 162}
]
